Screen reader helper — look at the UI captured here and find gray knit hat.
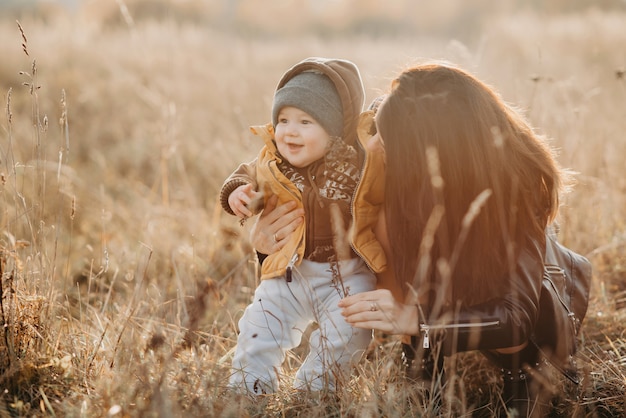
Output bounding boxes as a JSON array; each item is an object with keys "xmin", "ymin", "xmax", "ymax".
[{"xmin": 272, "ymin": 71, "xmax": 343, "ymax": 138}]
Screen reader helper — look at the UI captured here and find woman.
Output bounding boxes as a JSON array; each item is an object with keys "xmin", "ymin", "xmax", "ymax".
[{"xmin": 251, "ymin": 62, "xmax": 570, "ymax": 416}]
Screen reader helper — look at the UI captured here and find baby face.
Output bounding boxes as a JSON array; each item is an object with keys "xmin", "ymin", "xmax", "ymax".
[{"xmin": 274, "ymin": 106, "xmax": 331, "ymax": 168}]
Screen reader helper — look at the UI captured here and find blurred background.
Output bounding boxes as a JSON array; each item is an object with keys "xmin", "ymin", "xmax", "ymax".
[
  {"xmin": 2, "ymin": 0, "xmax": 626, "ymax": 39},
  {"xmin": 0, "ymin": 1, "xmax": 625, "ymax": 416}
]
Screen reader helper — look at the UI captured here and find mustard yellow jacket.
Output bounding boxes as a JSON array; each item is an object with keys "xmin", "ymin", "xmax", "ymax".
[{"xmin": 220, "ymin": 115, "xmax": 387, "ymax": 280}]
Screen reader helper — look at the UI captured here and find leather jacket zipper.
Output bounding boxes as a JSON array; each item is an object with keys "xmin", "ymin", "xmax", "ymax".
[
  {"xmin": 543, "ymin": 266, "xmax": 576, "ymax": 324},
  {"xmin": 419, "ymin": 320, "xmax": 500, "ymax": 348}
]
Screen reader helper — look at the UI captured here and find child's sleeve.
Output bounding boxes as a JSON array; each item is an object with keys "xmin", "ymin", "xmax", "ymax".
[{"xmin": 219, "ymin": 159, "xmax": 259, "ymax": 216}]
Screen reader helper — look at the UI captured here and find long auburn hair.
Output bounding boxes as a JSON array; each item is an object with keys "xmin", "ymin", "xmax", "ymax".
[{"xmin": 377, "ymin": 63, "xmax": 565, "ymax": 306}]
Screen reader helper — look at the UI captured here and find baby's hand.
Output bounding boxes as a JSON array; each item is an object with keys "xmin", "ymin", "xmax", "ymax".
[{"xmin": 228, "ymin": 184, "xmax": 263, "ymax": 219}]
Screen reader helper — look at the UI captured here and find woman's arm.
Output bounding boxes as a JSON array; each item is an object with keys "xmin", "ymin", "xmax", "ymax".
[{"xmin": 340, "ymin": 237, "xmax": 544, "ymax": 354}]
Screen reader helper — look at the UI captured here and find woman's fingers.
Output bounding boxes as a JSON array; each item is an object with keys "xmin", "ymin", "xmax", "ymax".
[
  {"xmin": 339, "ymin": 290, "xmax": 387, "ymax": 320},
  {"xmin": 250, "ymin": 198, "xmax": 303, "ymax": 254},
  {"xmin": 339, "ymin": 289, "xmax": 387, "ymax": 308},
  {"xmin": 342, "ymin": 306, "xmax": 396, "ymax": 333},
  {"xmin": 338, "ymin": 289, "xmax": 416, "ymax": 335},
  {"xmin": 264, "ymin": 200, "xmax": 298, "ymax": 224},
  {"xmin": 273, "ymin": 205, "xmax": 304, "ymax": 236}
]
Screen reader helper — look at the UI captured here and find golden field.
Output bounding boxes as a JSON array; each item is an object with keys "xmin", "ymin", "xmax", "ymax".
[{"xmin": 0, "ymin": 1, "xmax": 625, "ymax": 416}]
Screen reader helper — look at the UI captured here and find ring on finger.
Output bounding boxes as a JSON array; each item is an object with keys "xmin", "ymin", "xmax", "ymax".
[{"xmin": 370, "ymin": 301, "xmax": 377, "ymax": 312}]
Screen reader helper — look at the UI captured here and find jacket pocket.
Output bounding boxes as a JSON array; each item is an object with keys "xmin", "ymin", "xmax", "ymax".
[{"xmin": 419, "ymin": 320, "xmax": 500, "ymax": 349}]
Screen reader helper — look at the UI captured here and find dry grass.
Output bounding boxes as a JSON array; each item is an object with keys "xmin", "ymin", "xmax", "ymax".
[{"xmin": 0, "ymin": 4, "xmax": 625, "ymax": 417}]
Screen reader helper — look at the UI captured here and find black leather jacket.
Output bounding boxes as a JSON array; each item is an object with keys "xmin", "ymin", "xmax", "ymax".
[{"xmin": 420, "ymin": 237, "xmax": 544, "ymax": 355}]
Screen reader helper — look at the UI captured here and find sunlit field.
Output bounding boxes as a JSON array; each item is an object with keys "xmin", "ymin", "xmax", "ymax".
[{"xmin": 0, "ymin": 1, "xmax": 625, "ymax": 416}]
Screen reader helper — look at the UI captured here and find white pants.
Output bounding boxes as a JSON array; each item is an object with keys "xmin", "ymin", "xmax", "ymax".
[{"xmin": 229, "ymin": 258, "xmax": 376, "ymax": 394}]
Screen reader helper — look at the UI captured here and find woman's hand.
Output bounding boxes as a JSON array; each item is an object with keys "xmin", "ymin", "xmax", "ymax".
[
  {"xmin": 338, "ymin": 289, "xmax": 420, "ymax": 335},
  {"xmin": 250, "ymin": 194, "xmax": 304, "ymax": 255}
]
